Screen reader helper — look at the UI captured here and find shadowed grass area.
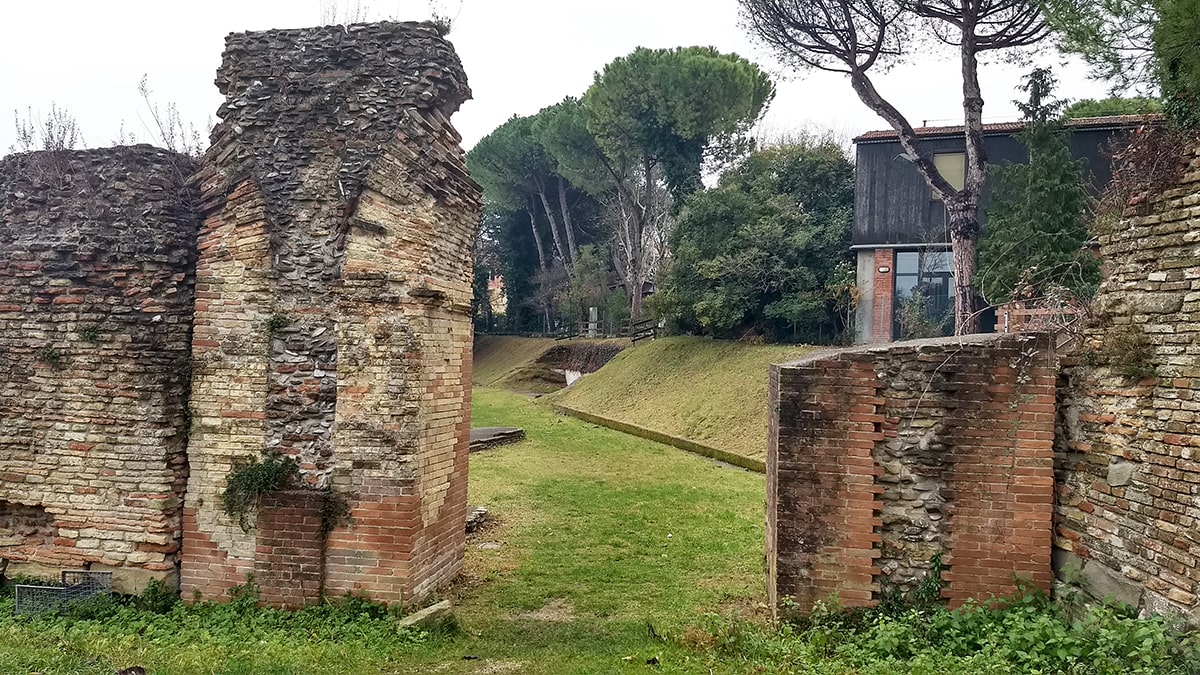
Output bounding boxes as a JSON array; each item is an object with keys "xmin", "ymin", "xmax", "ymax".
[
  {"xmin": 404, "ymin": 388, "xmax": 768, "ymax": 673},
  {"xmin": 551, "ymin": 337, "xmax": 815, "ymax": 462}
]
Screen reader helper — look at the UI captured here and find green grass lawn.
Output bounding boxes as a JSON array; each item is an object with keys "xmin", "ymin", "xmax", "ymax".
[
  {"xmin": 0, "ymin": 388, "xmax": 769, "ymax": 674},
  {"xmin": 551, "ymin": 337, "xmax": 814, "ymax": 462}
]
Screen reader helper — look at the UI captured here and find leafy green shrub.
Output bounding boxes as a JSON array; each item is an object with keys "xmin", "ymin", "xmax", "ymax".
[
  {"xmin": 136, "ymin": 579, "xmax": 179, "ymax": 614},
  {"xmin": 897, "ymin": 290, "xmax": 950, "ymax": 340}
]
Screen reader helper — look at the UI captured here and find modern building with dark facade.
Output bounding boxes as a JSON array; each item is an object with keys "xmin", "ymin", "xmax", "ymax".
[{"xmin": 852, "ymin": 115, "xmax": 1150, "ymax": 344}]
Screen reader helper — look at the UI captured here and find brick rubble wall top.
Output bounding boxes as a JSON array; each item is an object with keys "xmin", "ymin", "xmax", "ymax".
[
  {"xmin": 195, "ymin": 21, "xmax": 476, "ymax": 297},
  {"xmin": 1, "ymin": 145, "xmax": 198, "ymax": 251}
]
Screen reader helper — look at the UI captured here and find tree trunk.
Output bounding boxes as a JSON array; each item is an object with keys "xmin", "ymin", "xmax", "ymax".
[
  {"xmin": 947, "ymin": 199, "xmax": 981, "ymax": 335},
  {"xmin": 527, "ymin": 207, "xmax": 548, "ymax": 272},
  {"xmin": 535, "ymin": 180, "xmax": 568, "ymax": 268},
  {"xmin": 954, "ymin": 31, "xmax": 985, "ymax": 336},
  {"xmin": 557, "ymin": 177, "xmax": 579, "ymax": 265},
  {"xmin": 847, "ymin": 54, "xmax": 986, "ymax": 336}
]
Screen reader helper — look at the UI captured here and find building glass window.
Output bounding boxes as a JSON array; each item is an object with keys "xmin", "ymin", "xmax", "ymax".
[
  {"xmin": 893, "ymin": 249, "xmax": 954, "ymax": 339},
  {"xmin": 933, "ymin": 153, "xmax": 966, "ymax": 192}
]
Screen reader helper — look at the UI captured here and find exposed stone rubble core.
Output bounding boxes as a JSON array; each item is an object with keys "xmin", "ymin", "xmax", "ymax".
[
  {"xmin": 1055, "ymin": 146, "xmax": 1200, "ymax": 623},
  {"xmin": 767, "ymin": 333, "xmax": 1057, "ymax": 615},
  {"xmin": 180, "ymin": 22, "xmax": 480, "ymax": 607},
  {"xmin": 0, "ymin": 146, "xmax": 200, "ymax": 593}
]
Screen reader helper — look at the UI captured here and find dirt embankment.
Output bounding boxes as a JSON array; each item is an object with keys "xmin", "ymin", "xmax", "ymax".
[{"xmin": 473, "ymin": 336, "xmax": 627, "ymax": 394}]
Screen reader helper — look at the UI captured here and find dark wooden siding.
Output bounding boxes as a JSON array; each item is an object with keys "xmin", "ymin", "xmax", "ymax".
[{"xmin": 853, "ymin": 127, "xmax": 1126, "ymax": 247}]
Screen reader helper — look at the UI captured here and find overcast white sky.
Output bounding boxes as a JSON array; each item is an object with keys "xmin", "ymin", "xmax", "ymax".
[{"xmin": 1, "ymin": 0, "xmax": 1111, "ymax": 155}]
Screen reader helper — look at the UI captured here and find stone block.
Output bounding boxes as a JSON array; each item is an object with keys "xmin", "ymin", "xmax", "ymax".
[{"xmin": 1081, "ymin": 560, "xmax": 1144, "ymax": 609}]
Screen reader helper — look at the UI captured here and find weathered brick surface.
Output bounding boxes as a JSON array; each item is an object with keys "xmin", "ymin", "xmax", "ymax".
[
  {"xmin": 0, "ymin": 146, "xmax": 199, "ymax": 591},
  {"xmin": 768, "ymin": 333, "xmax": 1056, "ymax": 614},
  {"xmin": 1054, "ymin": 147, "xmax": 1200, "ymax": 622},
  {"xmin": 180, "ymin": 22, "xmax": 479, "ymax": 607},
  {"xmin": 254, "ymin": 490, "xmax": 326, "ymax": 608}
]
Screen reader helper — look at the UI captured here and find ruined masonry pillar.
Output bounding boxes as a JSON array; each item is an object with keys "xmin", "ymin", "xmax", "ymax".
[{"xmin": 180, "ymin": 22, "xmax": 480, "ymax": 607}]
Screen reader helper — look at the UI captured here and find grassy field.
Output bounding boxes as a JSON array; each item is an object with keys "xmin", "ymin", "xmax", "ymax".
[{"xmin": 551, "ymin": 337, "xmax": 814, "ymax": 462}]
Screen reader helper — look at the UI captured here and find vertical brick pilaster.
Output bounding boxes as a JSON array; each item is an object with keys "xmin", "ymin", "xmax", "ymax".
[
  {"xmin": 872, "ymin": 249, "xmax": 896, "ymax": 343},
  {"xmin": 770, "ymin": 353, "xmax": 883, "ymax": 613},
  {"xmin": 255, "ymin": 491, "xmax": 326, "ymax": 608}
]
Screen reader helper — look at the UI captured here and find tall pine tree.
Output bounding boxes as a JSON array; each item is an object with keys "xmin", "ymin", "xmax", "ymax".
[{"xmin": 978, "ymin": 68, "xmax": 1100, "ymax": 306}]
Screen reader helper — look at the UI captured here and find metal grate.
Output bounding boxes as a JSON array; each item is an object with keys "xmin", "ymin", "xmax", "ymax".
[{"xmin": 13, "ymin": 570, "xmax": 113, "ymax": 615}]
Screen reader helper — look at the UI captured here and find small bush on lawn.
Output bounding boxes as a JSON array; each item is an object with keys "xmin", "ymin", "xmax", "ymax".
[{"xmin": 704, "ymin": 587, "xmax": 1200, "ymax": 674}]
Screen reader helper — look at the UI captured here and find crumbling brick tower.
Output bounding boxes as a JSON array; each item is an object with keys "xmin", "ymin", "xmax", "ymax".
[
  {"xmin": 0, "ymin": 147, "xmax": 199, "ymax": 592},
  {"xmin": 180, "ymin": 22, "xmax": 480, "ymax": 607}
]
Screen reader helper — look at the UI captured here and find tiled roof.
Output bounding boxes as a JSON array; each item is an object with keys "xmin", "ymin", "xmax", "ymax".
[{"xmin": 853, "ymin": 114, "xmax": 1163, "ymax": 143}]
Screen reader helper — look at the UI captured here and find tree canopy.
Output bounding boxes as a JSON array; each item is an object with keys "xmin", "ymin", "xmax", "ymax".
[
  {"xmin": 468, "ymin": 46, "xmax": 777, "ymax": 329},
  {"xmin": 652, "ymin": 139, "xmax": 855, "ymax": 343},
  {"xmin": 1043, "ymin": 0, "xmax": 1200, "ymax": 126},
  {"xmin": 1062, "ymin": 96, "xmax": 1162, "ymax": 119},
  {"xmin": 583, "ymin": 46, "xmax": 775, "ymax": 204},
  {"xmin": 978, "ymin": 68, "xmax": 1099, "ymax": 306}
]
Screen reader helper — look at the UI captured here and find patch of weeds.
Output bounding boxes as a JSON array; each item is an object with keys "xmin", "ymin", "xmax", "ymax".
[
  {"xmin": 703, "ymin": 585, "xmax": 1199, "ymax": 675},
  {"xmin": 264, "ymin": 313, "xmax": 293, "ymax": 333},
  {"xmin": 1103, "ymin": 324, "xmax": 1157, "ymax": 379},
  {"xmin": 35, "ymin": 346, "xmax": 68, "ymax": 370},
  {"xmin": 219, "ymin": 452, "xmax": 299, "ymax": 531},
  {"xmin": 136, "ymin": 579, "xmax": 179, "ymax": 614},
  {"xmin": 78, "ymin": 325, "xmax": 101, "ymax": 343},
  {"xmin": 319, "ymin": 488, "xmax": 353, "ymax": 534},
  {"xmin": 877, "ymin": 553, "xmax": 945, "ymax": 616}
]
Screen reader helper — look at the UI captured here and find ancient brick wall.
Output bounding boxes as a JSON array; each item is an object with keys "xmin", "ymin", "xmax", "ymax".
[
  {"xmin": 768, "ymin": 333, "xmax": 1057, "ymax": 614},
  {"xmin": 1054, "ymin": 147, "xmax": 1200, "ymax": 622},
  {"xmin": 180, "ymin": 22, "xmax": 479, "ymax": 607},
  {"xmin": 0, "ymin": 146, "xmax": 199, "ymax": 592}
]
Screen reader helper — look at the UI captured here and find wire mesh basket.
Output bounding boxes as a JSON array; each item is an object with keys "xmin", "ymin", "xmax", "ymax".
[{"xmin": 13, "ymin": 570, "xmax": 113, "ymax": 615}]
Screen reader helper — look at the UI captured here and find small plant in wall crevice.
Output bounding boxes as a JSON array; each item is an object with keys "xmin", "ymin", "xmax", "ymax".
[
  {"xmin": 264, "ymin": 314, "xmax": 293, "ymax": 333},
  {"xmin": 1102, "ymin": 324, "xmax": 1157, "ymax": 380},
  {"xmin": 35, "ymin": 346, "xmax": 68, "ymax": 370},
  {"xmin": 220, "ymin": 451, "xmax": 300, "ymax": 531},
  {"xmin": 220, "ymin": 452, "xmax": 354, "ymax": 534}
]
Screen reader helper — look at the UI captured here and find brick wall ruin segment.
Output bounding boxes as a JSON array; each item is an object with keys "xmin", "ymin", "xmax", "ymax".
[
  {"xmin": 768, "ymin": 333, "xmax": 1057, "ymax": 614},
  {"xmin": 1054, "ymin": 146, "xmax": 1200, "ymax": 622},
  {"xmin": 0, "ymin": 146, "xmax": 199, "ymax": 592}
]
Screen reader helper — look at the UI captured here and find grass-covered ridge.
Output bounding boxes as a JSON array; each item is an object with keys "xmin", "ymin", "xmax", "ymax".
[
  {"xmin": 473, "ymin": 335, "xmax": 627, "ymax": 393},
  {"xmin": 551, "ymin": 336, "xmax": 814, "ymax": 462},
  {"xmin": 471, "ymin": 335, "xmax": 557, "ymax": 388}
]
